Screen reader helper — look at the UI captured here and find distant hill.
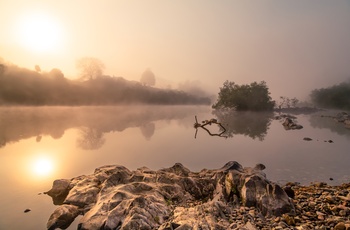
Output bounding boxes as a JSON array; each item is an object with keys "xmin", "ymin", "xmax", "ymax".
[{"xmin": 0, "ymin": 64, "xmax": 211, "ymax": 106}]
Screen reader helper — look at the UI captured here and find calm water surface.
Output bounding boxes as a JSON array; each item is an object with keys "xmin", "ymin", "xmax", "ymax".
[{"xmin": 0, "ymin": 105, "xmax": 349, "ymax": 229}]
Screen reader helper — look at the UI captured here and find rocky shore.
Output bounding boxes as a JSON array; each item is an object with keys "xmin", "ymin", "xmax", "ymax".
[
  {"xmin": 45, "ymin": 162, "xmax": 350, "ymax": 230},
  {"xmin": 324, "ymin": 112, "xmax": 350, "ymax": 129}
]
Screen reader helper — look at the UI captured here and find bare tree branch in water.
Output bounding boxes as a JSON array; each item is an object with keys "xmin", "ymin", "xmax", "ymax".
[{"xmin": 194, "ymin": 116, "xmax": 227, "ymax": 138}]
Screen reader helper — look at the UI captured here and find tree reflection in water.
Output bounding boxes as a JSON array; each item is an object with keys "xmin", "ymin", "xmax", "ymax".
[
  {"xmin": 140, "ymin": 122, "xmax": 155, "ymax": 140},
  {"xmin": 0, "ymin": 106, "xmax": 206, "ymax": 149},
  {"xmin": 309, "ymin": 114, "xmax": 350, "ymax": 138},
  {"xmin": 212, "ymin": 109, "xmax": 274, "ymax": 141},
  {"xmin": 76, "ymin": 127, "xmax": 105, "ymax": 150}
]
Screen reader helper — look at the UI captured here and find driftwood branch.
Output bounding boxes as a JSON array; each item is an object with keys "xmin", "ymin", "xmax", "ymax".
[{"xmin": 194, "ymin": 116, "xmax": 227, "ymax": 138}]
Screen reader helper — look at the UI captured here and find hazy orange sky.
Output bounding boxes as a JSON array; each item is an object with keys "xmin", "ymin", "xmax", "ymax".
[{"xmin": 1, "ymin": 0, "xmax": 350, "ymax": 100}]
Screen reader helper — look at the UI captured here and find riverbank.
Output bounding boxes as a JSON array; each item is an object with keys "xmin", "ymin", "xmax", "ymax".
[
  {"xmin": 44, "ymin": 162, "xmax": 350, "ymax": 230},
  {"xmin": 235, "ymin": 182, "xmax": 350, "ymax": 229}
]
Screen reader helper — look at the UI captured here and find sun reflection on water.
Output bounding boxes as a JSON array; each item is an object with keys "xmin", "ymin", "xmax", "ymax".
[{"xmin": 31, "ymin": 156, "xmax": 54, "ymax": 177}]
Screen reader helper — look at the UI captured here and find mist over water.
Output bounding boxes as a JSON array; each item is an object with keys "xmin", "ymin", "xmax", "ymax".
[
  {"xmin": 1, "ymin": 106, "xmax": 349, "ymax": 175},
  {"xmin": 0, "ymin": 105, "xmax": 349, "ymax": 229}
]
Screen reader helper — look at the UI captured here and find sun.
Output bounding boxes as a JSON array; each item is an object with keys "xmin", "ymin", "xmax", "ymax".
[{"xmin": 15, "ymin": 11, "xmax": 64, "ymax": 54}]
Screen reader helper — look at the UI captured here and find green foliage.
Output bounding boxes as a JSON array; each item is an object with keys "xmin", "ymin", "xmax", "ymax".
[
  {"xmin": 310, "ymin": 82, "xmax": 350, "ymax": 110},
  {"xmin": 212, "ymin": 81, "xmax": 275, "ymax": 111}
]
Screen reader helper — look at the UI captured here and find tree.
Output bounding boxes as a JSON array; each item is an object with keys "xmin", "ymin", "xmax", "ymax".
[
  {"xmin": 140, "ymin": 68, "xmax": 156, "ymax": 86},
  {"xmin": 0, "ymin": 64, "xmax": 5, "ymax": 76},
  {"xmin": 76, "ymin": 57, "xmax": 105, "ymax": 80},
  {"xmin": 48, "ymin": 68, "xmax": 64, "ymax": 80},
  {"xmin": 310, "ymin": 82, "xmax": 350, "ymax": 110},
  {"xmin": 212, "ymin": 81, "xmax": 275, "ymax": 111},
  {"xmin": 290, "ymin": 97, "xmax": 299, "ymax": 108},
  {"xmin": 35, "ymin": 65, "xmax": 41, "ymax": 72},
  {"xmin": 278, "ymin": 96, "xmax": 299, "ymax": 109}
]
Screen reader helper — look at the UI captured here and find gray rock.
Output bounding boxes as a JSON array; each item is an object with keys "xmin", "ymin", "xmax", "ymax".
[
  {"xmin": 45, "ymin": 161, "xmax": 295, "ymax": 229},
  {"xmin": 327, "ymin": 112, "xmax": 350, "ymax": 129},
  {"xmin": 44, "ymin": 179, "xmax": 71, "ymax": 205},
  {"xmin": 47, "ymin": 204, "xmax": 80, "ymax": 230},
  {"xmin": 282, "ymin": 117, "xmax": 303, "ymax": 130},
  {"xmin": 303, "ymin": 137, "xmax": 313, "ymax": 141}
]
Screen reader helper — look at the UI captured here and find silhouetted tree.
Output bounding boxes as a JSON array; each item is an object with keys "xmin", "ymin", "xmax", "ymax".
[
  {"xmin": 48, "ymin": 68, "xmax": 64, "ymax": 80},
  {"xmin": 35, "ymin": 65, "xmax": 41, "ymax": 72},
  {"xmin": 310, "ymin": 82, "xmax": 350, "ymax": 110},
  {"xmin": 76, "ymin": 57, "xmax": 105, "ymax": 80},
  {"xmin": 0, "ymin": 62, "xmax": 211, "ymax": 105},
  {"xmin": 291, "ymin": 98, "xmax": 299, "ymax": 108},
  {"xmin": 212, "ymin": 81, "xmax": 275, "ymax": 111},
  {"xmin": 278, "ymin": 96, "xmax": 299, "ymax": 109},
  {"xmin": 0, "ymin": 64, "xmax": 6, "ymax": 76},
  {"xmin": 140, "ymin": 68, "xmax": 156, "ymax": 86}
]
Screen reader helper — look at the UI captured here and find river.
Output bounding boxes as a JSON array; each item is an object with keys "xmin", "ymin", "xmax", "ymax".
[{"xmin": 0, "ymin": 105, "xmax": 349, "ymax": 229}]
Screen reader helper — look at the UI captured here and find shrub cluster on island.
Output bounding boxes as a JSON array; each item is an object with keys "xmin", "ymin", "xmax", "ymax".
[{"xmin": 44, "ymin": 161, "xmax": 350, "ymax": 230}]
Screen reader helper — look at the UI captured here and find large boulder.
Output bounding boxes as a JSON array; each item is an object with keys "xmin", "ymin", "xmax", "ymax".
[{"xmin": 45, "ymin": 161, "xmax": 295, "ymax": 229}]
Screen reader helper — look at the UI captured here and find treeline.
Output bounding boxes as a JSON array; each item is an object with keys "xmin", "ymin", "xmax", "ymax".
[
  {"xmin": 0, "ymin": 64, "xmax": 211, "ymax": 105},
  {"xmin": 310, "ymin": 81, "xmax": 350, "ymax": 110}
]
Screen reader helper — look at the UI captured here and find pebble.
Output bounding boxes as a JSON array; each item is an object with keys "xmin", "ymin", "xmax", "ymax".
[
  {"xmin": 226, "ymin": 182, "xmax": 350, "ymax": 230},
  {"xmin": 334, "ymin": 222, "xmax": 346, "ymax": 230}
]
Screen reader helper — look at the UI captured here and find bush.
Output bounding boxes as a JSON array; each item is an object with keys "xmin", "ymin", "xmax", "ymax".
[{"xmin": 212, "ymin": 81, "xmax": 275, "ymax": 111}]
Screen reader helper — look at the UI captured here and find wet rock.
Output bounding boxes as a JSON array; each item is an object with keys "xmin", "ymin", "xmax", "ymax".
[
  {"xmin": 303, "ymin": 137, "xmax": 313, "ymax": 141},
  {"xmin": 334, "ymin": 112, "xmax": 350, "ymax": 123},
  {"xmin": 283, "ymin": 186, "xmax": 295, "ymax": 199},
  {"xmin": 282, "ymin": 117, "xmax": 303, "ymax": 130},
  {"xmin": 323, "ymin": 112, "xmax": 350, "ymax": 129}
]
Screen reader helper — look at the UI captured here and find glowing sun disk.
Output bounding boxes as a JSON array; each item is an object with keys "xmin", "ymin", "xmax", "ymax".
[{"xmin": 16, "ymin": 11, "xmax": 64, "ymax": 53}]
